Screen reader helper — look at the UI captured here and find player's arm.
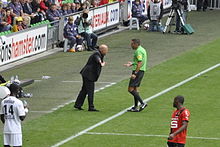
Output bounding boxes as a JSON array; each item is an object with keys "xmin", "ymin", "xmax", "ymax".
[
  {"xmin": 124, "ymin": 61, "xmax": 133, "ymax": 67},
  {"xmin": 0, "ymin": 114, "xmax": 5, "ymax": 124},
  {"xmin": 168, "ymin": 120, "xmax": 188, "ymax": 140},
  {"xmin": 18, "ymin": 101, "xmax": 27, "ymax": 121},
  {"xmin": 135, "ymin": 61, "xmax": 142, "ymax": 73},
  {"xmin": 95, "ymin": 55, "xmax": 105, "ymax": 67}
]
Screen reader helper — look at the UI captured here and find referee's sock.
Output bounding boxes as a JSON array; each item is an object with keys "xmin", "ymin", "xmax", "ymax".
[
  {"xmin": 129, "ymin": 90, "xmax": 144, "ymax": 105},
  {"xmin": 133, "ymin": 97, "xmax": 138, "ymax": 107}
]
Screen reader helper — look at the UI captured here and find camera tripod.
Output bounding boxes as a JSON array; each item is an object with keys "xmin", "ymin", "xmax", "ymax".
[{"xmin": 163, "ymin": 6, "xmax": 185, "ymax": 33}]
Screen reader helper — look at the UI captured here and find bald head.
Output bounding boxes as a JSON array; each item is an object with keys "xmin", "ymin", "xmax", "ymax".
[{"xmin": 99, "ymin": 44, "xmax": 108, "ymax": 55}]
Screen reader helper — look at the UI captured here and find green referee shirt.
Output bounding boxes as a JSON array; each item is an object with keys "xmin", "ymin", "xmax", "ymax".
[{"xmin": 132, "ymin": 45, "xmax": 147, "ymax": 71}]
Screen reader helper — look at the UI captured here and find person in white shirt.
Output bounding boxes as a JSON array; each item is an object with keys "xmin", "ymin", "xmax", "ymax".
[{"xmin": 0, "ymin": 84, "xmax": 28, "ymax": 147}]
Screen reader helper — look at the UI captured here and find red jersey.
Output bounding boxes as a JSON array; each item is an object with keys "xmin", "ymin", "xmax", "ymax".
[{"xmin": 168, "ymin": 107, "xmax": 190, "ymax": 144}]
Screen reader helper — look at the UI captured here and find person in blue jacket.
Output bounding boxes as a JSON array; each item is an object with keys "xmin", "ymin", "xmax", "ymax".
[
  {"xmin": 63, "ymin": 16, "xmax": 83, "ymax": 51},
  {"xmin": 132, "ymin": 0, "xmax": 147, "ymax": 26},
  {"xmin": 46, "ymin": 4, "xmax": 60, "ymax": 22}
]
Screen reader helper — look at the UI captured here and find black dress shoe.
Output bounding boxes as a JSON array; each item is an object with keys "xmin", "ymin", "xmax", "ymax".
[
  {"xmin": 74, "ymin": 105, "xmax": 84, "ymax": 110},
  {"xmin": 88, "ymin": 108, "xmax": 99, "ymax": 112}
]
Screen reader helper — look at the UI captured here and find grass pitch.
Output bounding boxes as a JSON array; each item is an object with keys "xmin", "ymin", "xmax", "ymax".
[{"xmin": 0, "ymin": 10, "xmax": 220, "ymax": 147}]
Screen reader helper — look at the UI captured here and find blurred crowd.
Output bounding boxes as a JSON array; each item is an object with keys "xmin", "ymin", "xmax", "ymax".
[{"xmin": 0, "ymin": 0, "xmax": 123, "ymax": 33}]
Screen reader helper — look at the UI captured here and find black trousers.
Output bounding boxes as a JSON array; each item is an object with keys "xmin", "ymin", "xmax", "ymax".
[{"xmin": 75, "ymin": 76, "xmax": 95, "ymax": 109}]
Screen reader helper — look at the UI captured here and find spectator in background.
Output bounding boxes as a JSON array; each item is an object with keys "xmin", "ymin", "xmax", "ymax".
[
  {"xmin": 21, "ymin": 0, "xmax": 33, "ymax": 15},
  {"xmin": 99, "ymin": 0, "xmax": 109, "ymax": 6},
  {"xmin": 59, "ymin": 3, "xmax": 68, "ymax": 16},
  {"xmin": 8, "ymin": 0, "xmax": 24, "ymax": 17},
  {"xmin": 9, "ymin": 0, "xmax": 33, "ymax": 27},
  {"xmin": 12, "ymin": 16, "xmax": 25, "ymax": 32},
  {"xmin": 82, "ymin": 0, "xmax": 91, "ymax": 9},
  {"xmin": 46, "ymin": 4, "xmax": 61, "ymax": 22},
  {"xmin": 0, "ymin": 6, "xmax": 12, "ymax": 32},
  {"xmin": 109, "ymin": 0, "xmax": 117, "ymax": 3},
  {"xmin": 75, "ymin": 1, "xmax": 83, "ymax": 12},
  {"xmin": 48, "ymin": 0, "xmax": 55, "ymax": 4},
  {"xmin": 197, "ymin": 0, "xmax": 208, "ymax": 11},
  {"xmin": 40, "ymin": 0, "xmax": 50, "ymax": 12},
  {"xmin": 67, "ymin": 3, "xmax": 73, "ymax": 14},
  {"xmin": 63, "ymin": 16, "xmax": 83, "ymax": 52},
  {"xmin": 147, "ymin": 0, "xmax": 163, "ymax": 32},
  {"xmin": 131, "ymin": 0, "xmax": 147, "ymax": 27},
  {"xmin": 71, "ymin": 3, "xmax": 76, "ymax": 13},
  {"xmin": 21, "ymin": 0, "xmax": 37, "ymax": 24},
  {"xmin": 2, "ymin": 8, "xmax": 13, "ymax": 29},
  {"xmin": 75, "ymin": 9, "xmax": 98, "ymax": 51},
  {"xmin": 91, "ymin": 0, "xmax": 99, "ymax": 7},
  {"xmin": 33, "ymin": 0, "xmax": 47, "ymax": 23}
]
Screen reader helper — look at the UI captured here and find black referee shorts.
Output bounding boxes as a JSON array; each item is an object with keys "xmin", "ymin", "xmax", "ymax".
[{"xmin": 129, "ymin": 70, "xmax": 145, "ymax": 87}]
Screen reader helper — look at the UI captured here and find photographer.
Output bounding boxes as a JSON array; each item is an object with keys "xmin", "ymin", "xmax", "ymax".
[
  {"xmin": 147, "ymin": 0, "xmax": 163, "ymax": 32},
  {"xmin": 174, "ymin": 0, "xmax": 189, "ymax": 33},
  {"xmin": 75, "ymin": 9, "xmax": 98, "ymax": 51}
]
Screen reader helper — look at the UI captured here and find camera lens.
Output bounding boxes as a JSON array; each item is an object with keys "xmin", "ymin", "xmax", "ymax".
[{"xmin": 82, "ymin": 13, "xmax": 88, "ymax": 19}]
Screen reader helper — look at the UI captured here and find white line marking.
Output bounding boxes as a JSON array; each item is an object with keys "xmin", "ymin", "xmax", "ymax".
[
  {"xmin": 62, "ymin": 81, "xmax": 115, "ymax": 84},
  {"xmin": 30, "ymin": 111, "xmax": 53, "ymax": 113},
  {"xmin": 51, "ymin": 100, "xmax": 75, "ymax": 111},
  {"xmin": 51, "ymin": 63, "xmax": 220, "ymax": 147},
  {"xmin": 86, "ymin": 132, "xmax": 220, "ymax": 140}
]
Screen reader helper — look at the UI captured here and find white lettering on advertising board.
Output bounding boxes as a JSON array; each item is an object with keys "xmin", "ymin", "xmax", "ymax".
[{"xmin": 0, "ymin": 26, "xmax": 48, "ymax": 66}]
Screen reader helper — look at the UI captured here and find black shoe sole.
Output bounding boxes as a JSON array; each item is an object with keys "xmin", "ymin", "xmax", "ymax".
[{"xmin": 127, "ymin": 109, "xmax": 139, "ymax": 112}]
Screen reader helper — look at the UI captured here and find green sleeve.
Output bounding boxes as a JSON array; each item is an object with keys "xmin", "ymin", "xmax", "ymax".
[{"xmin": 136, "ymin": 50, "xmax": 143, "ymax": 62}]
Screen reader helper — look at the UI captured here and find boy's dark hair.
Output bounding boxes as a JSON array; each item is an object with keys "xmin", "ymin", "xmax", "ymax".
[{"xmin": 9, "ymin": 83, "xmax": 20, "ymax": 95}]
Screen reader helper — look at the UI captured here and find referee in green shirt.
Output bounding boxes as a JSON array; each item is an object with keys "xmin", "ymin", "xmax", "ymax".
[{"xmin": 124, "ymin": 39, "xmax": 148, "ymax": 112}]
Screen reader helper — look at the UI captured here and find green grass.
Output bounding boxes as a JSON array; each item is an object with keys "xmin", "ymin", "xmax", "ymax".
[
  {"xmin": 59, "ymin": 38, "xmax": 220, "ymax": 147},
  {"xmin": 9, "ymin": 37, "xmax": 220, "ymax": 147},
  {"xmin": 0, "ymin": 10, "xmax": 220, "ymax": 147}
]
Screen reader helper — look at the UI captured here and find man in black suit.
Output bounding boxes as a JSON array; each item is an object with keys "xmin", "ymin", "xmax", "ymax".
[{"xmin": 74, "ymin": 44, "xmax": 108, "ymax": 111}]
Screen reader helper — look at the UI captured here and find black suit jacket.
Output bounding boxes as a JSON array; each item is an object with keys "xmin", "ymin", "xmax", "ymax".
[{"xmin": 80, "ymin": 51, "xmax": 104, "ymax": 82}]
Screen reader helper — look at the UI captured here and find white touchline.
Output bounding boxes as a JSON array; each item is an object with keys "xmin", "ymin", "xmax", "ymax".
[
  {"xmin": 30, "ymin": 110, "xmax": 53, "ymax": 113},
  {"xmin": 85, "ymin": 132, "xmax": 220, "ymax": 140},
  {"xmin": 51, "ymin": 63, "xmax": 220, "ymax": 147}
]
